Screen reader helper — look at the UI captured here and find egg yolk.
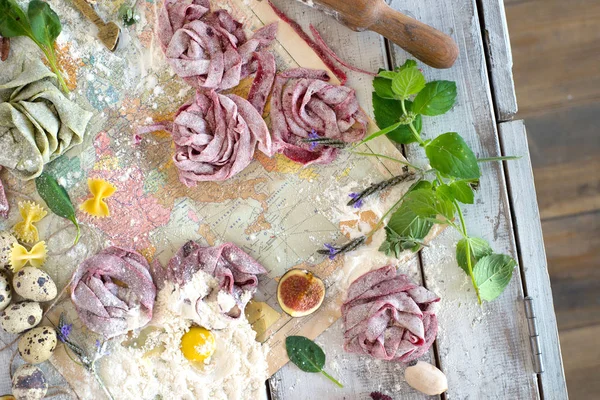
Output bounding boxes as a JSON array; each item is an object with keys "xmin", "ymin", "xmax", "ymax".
[{"xmin": 180, "ymin": 326, "xmax": 216, "ymax": 363}]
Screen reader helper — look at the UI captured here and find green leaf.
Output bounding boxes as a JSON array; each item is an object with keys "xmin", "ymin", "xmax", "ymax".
[
  {"xmin": 450, "ymin": 181, "xmax": 474, "ymax": 204},
  {"xmin": 403, "ymin": 189, "xmax": 456, "ymax": 221},
  {"xmin": 474, "ymin": 254, "xmax": 517, "ymax": 301},
  {"xmin": 456, "ymin": 237, "xmax": 493, "ymax": 274},
  {"xmin": 377, "ymin": 70, "xmax": 397, "ymax": 80},
  {"xmin": 373, "ymin": 76, "xmax": 396, "ymax": 99},
  {"xmin": 397, "ymin": 59, "xmax": 418, "ymax": 71},
  {"xmin": 413, "ymin": 81, "xmax": 457, "ymax": 116},
  {"xmin": 391, "ymin": 67, "xmax": 426, "ymax": 99},
  {"xmin": 286, "ymin": 336, "xmax": 343, "ymax": 388},
  {"xmin": 379, "ymin": 227, "xmax": 425, "ymax": 256},
  {"xmin": 372, "ymin": 94, "xmax": 422, "ymax": 144},
  {"xmin": 35, "ymin": 171, "xmax": 80, "ymax": 244},
  {"xmin": 425, "ymin": 132, "xmax": 481, "ymax": 180},
  {"xmin": 436, "ymin": 184, "xmax": 455, "ymax": 202},
  {"xmin": 387, "ymin": 204, "xmax": 433, "ymax": 242},
  {"xmin": 0, "ymin": 0, "xmax": 33, "ymax": 38},
  {"xmin": 28, "ymin": 0, "xmax": 61, "ymax": 46}
]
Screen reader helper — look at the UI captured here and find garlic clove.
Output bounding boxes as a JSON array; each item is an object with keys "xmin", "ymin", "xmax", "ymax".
[{"xmin": 405, "ymin": 360, "xmax": 448, "ymax": 395}]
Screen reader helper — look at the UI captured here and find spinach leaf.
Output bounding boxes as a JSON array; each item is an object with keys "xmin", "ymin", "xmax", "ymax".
[
  {"xmin": 28, "ymin": 0, "xmax": 61, "ymax": 46},
  {"xmin": 413, "ymin": 80, "xmax": 457, "ymax": 116},
  {"xmin": 425, "ymin": 132, "xmax": 481, "ymax": 180},
  {"xmin": 474, "ymin": 254, "xmax": 517, "ymax": 301},
  {"xmin": 35, "ymin": 171, "xmax": 80, "ymax": 244},
  {"xmin": 0, "ymin": 0, "xmax": 33, "ymax": 38},
  {"xmin": 286, "ymin": 336, "xmax": 343, "ymax": 388}
]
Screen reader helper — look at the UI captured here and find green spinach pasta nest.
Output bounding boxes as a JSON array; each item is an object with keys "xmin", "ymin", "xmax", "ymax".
[{"xmin": 0, "ymin": 58, "xmax": 92, "ymax": 180}]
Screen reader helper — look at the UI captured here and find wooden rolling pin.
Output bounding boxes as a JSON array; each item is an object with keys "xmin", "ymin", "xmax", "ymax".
[{"xmin": 295, "ymin": 0, "xmax": 459, "ymax": 69}]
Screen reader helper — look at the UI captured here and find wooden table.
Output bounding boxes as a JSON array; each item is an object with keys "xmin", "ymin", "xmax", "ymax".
[{"xmin": 267, "ymin": 0, "xmax": 568, "ymax": 399}]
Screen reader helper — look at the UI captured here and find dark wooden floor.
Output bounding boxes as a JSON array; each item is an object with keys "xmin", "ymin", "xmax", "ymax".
[{"xmin": 505, "ymin": 0, "xmax": 600, "ymax": 398}]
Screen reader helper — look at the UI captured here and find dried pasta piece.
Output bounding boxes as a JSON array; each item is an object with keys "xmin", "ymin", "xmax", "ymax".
[
  {"xmin": 13, "ymin": 201, "xmax": 47, "ymax": 243},
  {"xmin": 9, "ymin": 241, "xmax": 47, "ymax": 272},
  {"xmin": 80, "ymin": 178, "xmax": 116, "ymax": 218}
]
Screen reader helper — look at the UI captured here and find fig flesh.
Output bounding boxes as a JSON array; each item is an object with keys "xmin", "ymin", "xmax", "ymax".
[{"xmin": 277, "ymin": 269, "xmax": 325, "ymax": 317}]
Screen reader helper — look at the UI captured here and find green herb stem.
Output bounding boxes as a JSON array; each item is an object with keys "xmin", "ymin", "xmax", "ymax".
[
  {"xmin": 320, "ymin": 370, "xmax": 344, "ymax": 388},
  {"xmin": 454, "ymin": 200, "xmax": 482, "ymax": 304},
  {"xmin": 401, "ymin": 99, "xmax": 425, "ymax": 146},
  {"xmin": 477, "ymin": 156, "xmax": 521, "ymax": 162},
  {"xmin": 350, "ymin": 151, "xmax": 422, "ymax": 171},
  {"xmin": 42, "ymin": 45, "xmax": 69, "ymax": 93}
]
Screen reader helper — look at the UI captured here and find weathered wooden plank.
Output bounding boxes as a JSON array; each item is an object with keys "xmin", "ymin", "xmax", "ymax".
[
  {"xmin": 558, "ymin": 323, "xmax": 600, "ymax": 400},
  {"xmin": 499, "ymin": 119, "xmax": 569, "ymax": 399},
  {"xmin": 388, "ymin": 0, "xmax": 539, "ymax": 398},
  {"xmin": 477, "ymin": 0, "xmax": 518, "ymax": 121}
]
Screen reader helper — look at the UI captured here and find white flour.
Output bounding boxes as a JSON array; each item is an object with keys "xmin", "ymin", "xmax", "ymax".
[{"xmin": 97, "ymin": 270, "xmax": 268, "ymax": 400}]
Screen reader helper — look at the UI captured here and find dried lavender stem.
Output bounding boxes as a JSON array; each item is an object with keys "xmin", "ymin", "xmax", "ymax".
[{"xmin": 347, "ymin": 170, "xmax": 415, "ymax": 207}]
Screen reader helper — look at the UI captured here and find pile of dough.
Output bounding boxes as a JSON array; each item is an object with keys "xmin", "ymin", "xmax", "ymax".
[{"xmin": 0, "ymin": 59, "xmax": 92, "ymax": 180}]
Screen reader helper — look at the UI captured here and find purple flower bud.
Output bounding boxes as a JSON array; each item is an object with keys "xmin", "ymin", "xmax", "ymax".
[
  {"xmin": 324, "ymin": 243, "xmax": 337, "ymax": 260},
  {"xmin": 58, "ymin": 323, "xmax": 73, "ymax": 343}
]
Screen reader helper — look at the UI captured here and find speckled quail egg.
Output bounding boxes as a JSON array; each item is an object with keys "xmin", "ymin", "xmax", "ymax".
[
  {"xmin": 0, "ymin": 271, "xmax": 11, "ymax": 312},
  {"xmin": 0, "ymin": 231, "xmax": 17, "ymax": 271},
  {"xmin": 11, "ymin": 364, "xmax": 48, "ymax": 400},
  {"xmin": 13, "ymin": 267, "xmax": 56, "ymax": 302},
  {"xmin": 18, "ymin": 326, "xmax": 57, "ymax": 364},
  {"xmin": 1, "ymin": 301, "xmax": 42, "ymax": 334}
]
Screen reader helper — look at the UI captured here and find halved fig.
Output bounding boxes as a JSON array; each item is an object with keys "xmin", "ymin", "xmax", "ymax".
[{"xmin": 277, "ymin": 269, "xmax": 325, "ymax": 317}]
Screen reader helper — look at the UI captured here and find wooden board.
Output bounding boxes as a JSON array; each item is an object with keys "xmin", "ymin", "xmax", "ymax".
[
  {"xmin": 269, "ymin": 0, "xmax": 566, "ymax": 399},
  {"xmin": 499, "ymin": 120, "xmax": 569, "ymax": 399}
]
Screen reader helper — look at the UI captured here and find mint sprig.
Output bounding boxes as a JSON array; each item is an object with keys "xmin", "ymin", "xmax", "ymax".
[
  {"xmin": 0, "ymin": 0, "xmax": 69, "ymax": 93},
  {"xmin": 332, "ymin": 59, "xmax": 518, "ymax": 304}
]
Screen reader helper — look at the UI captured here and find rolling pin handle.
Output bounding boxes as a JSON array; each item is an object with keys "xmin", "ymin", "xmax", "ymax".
[{"xmin": 371, "ymin": 3, "xmax": 458, "ymax": 69}]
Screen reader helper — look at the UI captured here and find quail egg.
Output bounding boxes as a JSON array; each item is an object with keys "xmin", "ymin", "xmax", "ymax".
[
  {"xmin": 0, "ymin": 271, "xmax": 11, "ymax": 312},
  {"xmin": 11, "ymin": 364, "xmax": 48, "ymax": 400},
  {"xmin": 18, "ymin": 326, "xmax": 57, "ymax": 364},
  {"xmin": 1, "ymin": 301, "xmax": 42, "ymax": 334},
  {"xmin": 13, "ymin": 267, "xmax": 57, "ymax": 302},
  {"xmin": 0, "ymin": 231, "xmax": 17, "ymax": 271}
]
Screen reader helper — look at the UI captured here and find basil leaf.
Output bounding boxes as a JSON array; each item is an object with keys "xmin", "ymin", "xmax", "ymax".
[
  {"xmin": 28, "ymin": 0, "xmax": 61, "ymax": 46},
  {"xmin": 403, "ymin": 189, "xmax": 455, "ymax": 221},
  {"xmin": 413, "ymin": 81, "xmax": 457, "ymax": 116},
  {"xmin": 436, "ymin": 184, "xmax": 455, "ymax": 202},
  {"xmin": 425, "ymin": 132, "xmax": 481, "ymax": 180},
  {"xmin": 0, "ymin": 0, "xmax": 33, "ymax": 38},
  {"xmin": 379, "ymin": 227, "xmax": 425, "ymax": 256},
  {"xmin": 372, "ymin": 94, "xmax": 422, "ymax": 144},
  {"xmin": 35, "ymin": 171, "xmax": 80, "ymax": 244},
  {"xmin": 391, "ymin": 67, "xmax": 426, "ymax": 99},
  {"xmin": 286, "ymin": 336, "xmax": 343, "ymax": 388},
  {"xmin": 474, "ymin": 254, "xmax": 517, "ymax": 301},
  {"xmin": 377, "ymin": 70, "xmax": 397, "ymax": 80},
  {"xmin": 456, "ymin": 237, "xmax": 493, "ymax": 274}
]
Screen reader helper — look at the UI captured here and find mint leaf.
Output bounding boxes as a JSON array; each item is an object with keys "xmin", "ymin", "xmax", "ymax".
[
  {"xmin": 450, "ymin": 181, "xmax": 474, "ymax": 204},
  {"xmin": 403, "ymin": 189, "xmax": 455, "ymax": 221},
  {"xmin": 28, "ymin": 0, "xmax": 61, "ymax": 46},
  {"xmin": 425, "ymin": 132, "xmax": 481, "ymax": 180},
  {"xmin": 0, "ymin": 0, "xmax": 33, "ymax": 38},
  {"xmin": 474, "ymin": 254, "xmax": 517, "ymax": 301},
  {"xmin": 372, "ymin": 94, "xmax": 422, "ymax": 144},
  {"xmin": 391, "ymin": 67, "xmax": 426, "ymax": 99},
  {"xmin": 456, "ymin": 237, "xmax": 492, "ymax": 274},
  {"xmin": 397, "ymin": 59, "xmax": 418, "ymax": 71},
  {"xmin": 378, "ymin": 70, "xmax": 397, "ymax": 80},
  {"xmin": 387, "ymin": 204, "xmax": 433, "ymax": 241},
  {"xmin": 413, "ymin": 81, "xmax": 457, "ymax": 116},
  {"xmin": 373, "ymin": 76, "xmax": 396, "ymax": 99}
]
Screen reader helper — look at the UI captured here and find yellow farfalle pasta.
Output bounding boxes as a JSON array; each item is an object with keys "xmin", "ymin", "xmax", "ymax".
[
  {"xmin": 80, "ymin": 178, "xmax": 117, "ymax": 218},
  {"xmin": 13, "ymin": 201, "xmax": 48, "ymax": 243},
  {"xmin": 9, "ymin": 241, "xmax": 47, "ymax": 272}
]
